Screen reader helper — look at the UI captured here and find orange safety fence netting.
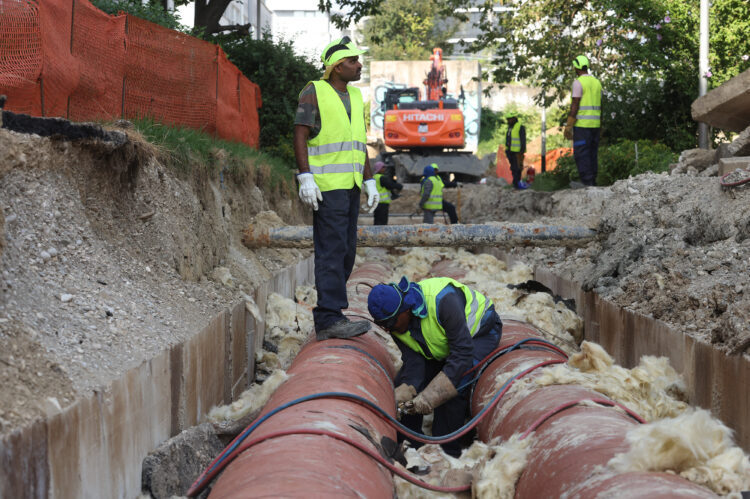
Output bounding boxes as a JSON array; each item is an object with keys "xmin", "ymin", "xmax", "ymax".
[
  {"xmin": 0, "ymin": 0, "xmax": 260, "ymax": 148},
  {"xmin": 496, "ymin": 146, "xmax": 572, "ymax": 185}
]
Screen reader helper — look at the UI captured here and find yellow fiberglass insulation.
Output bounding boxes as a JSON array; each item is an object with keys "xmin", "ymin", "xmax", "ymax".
[
  {"xmin": 207, "ymin": 369, "xmax": 290, "ymax": 423},
  {"xmin": 608, "ymin": 408, "xmax": 750, "ymax": 495}
]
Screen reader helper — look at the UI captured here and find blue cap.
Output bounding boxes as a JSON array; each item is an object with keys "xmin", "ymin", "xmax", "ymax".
[{"xmin": 423, "ymin": 165, "xmax": 435, "ymax": 177}]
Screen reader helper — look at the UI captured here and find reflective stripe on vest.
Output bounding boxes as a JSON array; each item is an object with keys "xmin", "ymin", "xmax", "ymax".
[
  {"xmin": 393, "ymin": 277, "xmax": 493, "ymax": 361},
  {"xmin": 374, "ymin": 173, "xmax": 391, "ymax": 203},
  {"xmin": 421, "ymin": 177, "xmax": 443, "ymax": 210},
  {"xmin": 575, "ymin": 75, "xmax": 602, "ymax": 128},
  {"xmin": 510, "ymin": 121, "xmax": 522, "ymax": 152},
  {"xmin": 305, "ymin": 80, "xmax": 367, "ymax": 191}
]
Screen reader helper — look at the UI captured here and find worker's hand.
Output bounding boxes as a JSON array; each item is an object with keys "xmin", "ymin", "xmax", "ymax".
[
  {"xmin": 297, "ymin": 173, "xmax": 322, "ymax": 211},
  {"xmin": 404, "ymin": 371, "xmax": 457, "ymax": 415},
  {"xmin": 363, "ymin": 179, "xmax": 379, "ymax": 213},
  {"xmin": 394, "ymin": 383, "xmax": 417, "ymax": 405},
  {"xmin": 563, "ymin": 116, "xmax": 576, "ymax": 140}
]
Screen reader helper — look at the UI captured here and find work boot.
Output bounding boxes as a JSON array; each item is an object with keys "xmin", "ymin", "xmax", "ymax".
[{"xmin": 316, "ymin": 319, "xmax": 370, "ymax": 341}]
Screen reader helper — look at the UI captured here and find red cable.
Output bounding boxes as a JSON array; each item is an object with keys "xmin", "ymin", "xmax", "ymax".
[
  {"xmin": 719, "ymin": 169, "xmax": 750, "ymax": 187},
  {"xmin": 189, "ymin": 428, "xmax": 472, "ymax": 495},
  {"xmin": 520, "ymin": 397, "xmax": 646, "ymax": 440}
]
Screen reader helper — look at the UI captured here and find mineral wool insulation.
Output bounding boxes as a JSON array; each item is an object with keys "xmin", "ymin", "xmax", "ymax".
[{"xmin": 209, "ymin": 247, "xmax": 749, "ymax": 497}]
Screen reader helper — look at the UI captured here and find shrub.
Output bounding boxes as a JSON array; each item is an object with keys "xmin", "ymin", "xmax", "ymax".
[
  {"xmin": 532, "ymin": 139, "xmax": 676, "ymax": 191},
  {"xmin": 212, "ymin": 31, "xmax": 320, "ymax": 166}
]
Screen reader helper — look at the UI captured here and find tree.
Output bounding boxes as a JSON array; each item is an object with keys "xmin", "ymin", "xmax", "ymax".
[
  {"xmin": 361, "ymin": 0, "xmax": 459, "ymax": 60},
  {"xmin": 193, "ymin": 0, "xmax": 252, "ymax": 35}
]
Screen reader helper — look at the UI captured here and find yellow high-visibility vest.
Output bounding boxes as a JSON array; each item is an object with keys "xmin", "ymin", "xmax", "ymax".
[
  {"xmin": 575, "ymin": 75, "xmax": 602, "ymax": 128},
  {"xmin": 509, "ymin": 122, "xmax": 522, "ymax": 152},
  {"xmin": 421, "ymin": 177, "xmax": 443, "ymax": 210},
  {"xmin": 374, "ymin": 173, "xmax": 391, "ymax": 204},
  {"xmin": 305, "ymin": 80, "xmax": 367, "ymax": 191}
]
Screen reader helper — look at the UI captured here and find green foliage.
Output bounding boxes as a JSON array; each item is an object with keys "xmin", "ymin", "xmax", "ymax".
[
  {"xmin": 361, "ymin": 0, "xmax": 459, "ymax": 60},
  {"xmin": 90, "ymin": 0, "xmax": 190, "ymax": 33},
  {"xmin": 708, "ymin": 0, "xmax": 750, "ymax": 86},
  {"xmin": 130, "ymin": 118, "xmax": 294, "ymax": 188},
  {"xmin": 532, "ymin": 139, "xmax": 676, "ymax": 191},
  {"xmin": 211, "ymin": 31, "xmax": 320, "ymax": 166}
]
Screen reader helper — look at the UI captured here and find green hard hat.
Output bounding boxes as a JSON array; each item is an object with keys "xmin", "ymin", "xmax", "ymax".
[
  {"xmin": 321, "ymin": 36, "xmax": 366, "ymax": 67},
  {"xmin": 572, "ymin": 55, "xmax": 590, "ymax": 69}
]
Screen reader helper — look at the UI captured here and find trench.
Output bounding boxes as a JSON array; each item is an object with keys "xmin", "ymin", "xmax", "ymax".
[{"xmin": 1, "ymin": 249, "xmax": 748, "ymax": 498}]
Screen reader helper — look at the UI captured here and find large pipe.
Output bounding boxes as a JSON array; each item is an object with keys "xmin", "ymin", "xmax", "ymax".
[
  {"xmin": 472, "ymin": 321, "xmax": 717, "ymax": 498},
  {"xmin": 208, "ymin": 266, "xmax": 398, "ymax": 498},
  {"xmin": 242, "ymin": 223, "xmax": 596, "ymax": 249}
]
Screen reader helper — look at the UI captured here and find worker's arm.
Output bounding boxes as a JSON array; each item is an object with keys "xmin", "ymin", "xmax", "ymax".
[
  {"xmin": 419, "ymin": 179, "xmax": 432, "ymax": 208},
  {"xmin": 441, "ymin": 174, "xmax": 458, "ymax": 188},
  {"xmin": 293, "ymin": 124, "xmax": 311, "ymax": 173},
  {"xmin": 568, "ymin": 97, "xmax": 581, "ymax": 123},
  {"xmin": 380, "ymin": 175, "xmax": 403, "ymax": 191},
  {"xmin": 519, "ymin": 126, "xmax": 527, "ymax": 154},
  {"xmin": 395, "ymin": 339, "xmax": 429, "ymax": 389},
  {"xmin": 436, "ymin": 286, "xmax": 474, "ymax": 386}
]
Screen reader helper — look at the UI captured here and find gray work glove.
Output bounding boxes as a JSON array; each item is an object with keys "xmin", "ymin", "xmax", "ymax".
[
  {"xmin": 394, "ymin": 383, "xmax": 417, "ymax": 405},
  {"xmin": 404, "ymin": 371, "xmax": 458, "ymax": 415}
]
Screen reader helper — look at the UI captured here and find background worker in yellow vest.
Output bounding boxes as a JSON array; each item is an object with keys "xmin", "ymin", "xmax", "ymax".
[
  {"xmin": 293, "ymin": 37, "xmax": 380, "ymax": 341},
  {"xmin": 564, "ymin": 55, "xmax": 603, "ymax": 187},
  {"xmin": 431, "ymin": 163, "xmax": 459, "ymax": 224},
  {"xmin": 367, "ymin": 277, "xmax": 502, "ymax": 456},
  {"xmin": 372, "ymin": 160, "xmax": 403, "ymax": 225},
  {"xmin": 418, "ymin": 165, "xmax": 442, "ymax": 223},
  {"xmin": 505, "ymin": 112, "xmax": 528, "ymax": 190}
]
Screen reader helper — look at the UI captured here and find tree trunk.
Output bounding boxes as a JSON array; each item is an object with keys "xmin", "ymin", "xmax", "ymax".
[{"xmin": 194, "ymin": 0, "xmax": 234, "ymax": 35}]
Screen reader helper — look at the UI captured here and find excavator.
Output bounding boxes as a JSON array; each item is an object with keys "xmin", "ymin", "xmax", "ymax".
[{"xmin": 380, "ymin": 48, "xmax": 485, "ymax": 182}]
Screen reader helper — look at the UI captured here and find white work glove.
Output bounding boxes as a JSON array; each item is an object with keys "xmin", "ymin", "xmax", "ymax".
[
  {"xmin": 363, "ymin": 178, "xmax": 379, "ymax": 213},
  {"xmin": 297, "ymin": 172, "xmax": 322, "ymax": 211}
]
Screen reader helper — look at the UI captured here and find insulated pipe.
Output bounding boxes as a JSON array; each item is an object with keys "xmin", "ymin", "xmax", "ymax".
[
  {"xmin": 208, "ymin": 265, "xmax": 398, "ymax": 498},
  {"xmin": 472, "ymin": 320, "xmax": 717, "ymax": 498},
  {"xmin": 242, "ymin": 223, "xmax": 596, "ymax": 249}
]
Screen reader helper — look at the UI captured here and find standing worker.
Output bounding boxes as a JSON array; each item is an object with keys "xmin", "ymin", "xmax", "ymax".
[
  {"xmin": 367, "ymin": 277, "xmax": 503, "ymax": 456},
  {"xmin": 432, "ymin": 163, "xmax": 459, "ymax": 224},
  {"xmin": 563, "ymin": 55, "xmax": 602, "ymax": 187},
  {"xmin": 372, "ymin": 160, "xmax": 403, "ymax": 225},
  {"xmin": 505, "ymin": 112, "xmax": 528, "ymax": 190},
  {"xmin": 293, "ymin": 36, "xmax": 380, "ymax": 340},
  {"xmin": 418, "ymin": 165, "xmax": 443, "ymax": 223}
]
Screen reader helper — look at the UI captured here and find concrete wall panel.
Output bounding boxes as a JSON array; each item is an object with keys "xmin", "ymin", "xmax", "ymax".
[
  {"xmin": 230, "ymin": 300, "xmax": 249, "ymax": 398},
  {"xmin": 0, "ymin": 419, "xmax": 48, "ymax": 499}
]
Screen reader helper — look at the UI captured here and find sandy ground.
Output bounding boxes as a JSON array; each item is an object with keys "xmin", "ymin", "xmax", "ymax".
[{"xmin": 1, "ymin": 124, "xmax": 749, "ymax": 439}]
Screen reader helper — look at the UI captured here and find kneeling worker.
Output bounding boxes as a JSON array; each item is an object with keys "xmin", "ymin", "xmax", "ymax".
[
  {"xmin": 367, "ymin": 276, "xmax": 503, "ymax": 456},
  {"xmin": 373, "ymin": 161, "xmax": 403, "ymax": 225}
]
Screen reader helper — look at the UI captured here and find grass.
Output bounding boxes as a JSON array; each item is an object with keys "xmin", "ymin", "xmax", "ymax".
[{"xmin": 124, "ymin": 118, "xmax": 296, "ymax": 190}]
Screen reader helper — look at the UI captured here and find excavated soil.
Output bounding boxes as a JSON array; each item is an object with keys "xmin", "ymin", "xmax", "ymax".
[{"xmin": 2, "ymin": 123, "xmax": 749, "ymax": 438}]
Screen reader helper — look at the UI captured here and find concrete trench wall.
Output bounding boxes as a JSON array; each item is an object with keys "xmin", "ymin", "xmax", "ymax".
[{"xmin": 0, "ymin": 257, "xmax": 314, "ymax": 499}]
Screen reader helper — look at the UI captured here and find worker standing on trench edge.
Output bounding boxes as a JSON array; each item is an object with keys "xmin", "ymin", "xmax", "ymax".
[
  {"xmin": 564, "ymin": 55, "xmax": 602, "ymax": 187},
  {"xmin": 419, "ymin": 165, "xmax": 443, "ymax": 223},
  {"xmin": 372, "ymin": 160, "xmax": 403, "ymax": 225},
  {"xmin": 431, "ymin": 163, "xmax": 459, "ymax": 224},
  {"xmin": 293, "ymin": 37, "xmax": 380, "ymax": 340},
  {"xmin": 367, "ymin": 277, "xmax": 502, "ymax": 456},
  {"xmin": 505, "ymin": 112, "xmax": 528, "ymax": 190}
]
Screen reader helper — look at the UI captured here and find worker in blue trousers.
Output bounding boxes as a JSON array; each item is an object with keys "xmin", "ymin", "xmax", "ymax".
[
  {"xmin": 367, "ymin": 276, "xmax": 502, "ymax": 456},
  {"xmin": 564, "ymin": 55, "xmax": 602, "ymax": 186}
]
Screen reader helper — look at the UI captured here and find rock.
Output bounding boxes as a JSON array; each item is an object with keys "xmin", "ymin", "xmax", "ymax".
[
  {"xmin": 210, "ymin": 267, "xmax": 234, "ymax": 287},
  {"xmin": 677, "ymin": 148, "xmax": 715, "ymax": 172},
  {"xmin": 5, "ymin": 213, "xmax": 17, "ymax": 223},
  {"xmin": 60, "ymin": 294, "xmax": 73, "ymax": 302},
  {"xmin": 141, "ymin": 423, "xmax": 223, "ymax": 499},
  {"xmin": 727, "ymin": 124, "xmax": 750, "ymax": 157},
  {"xmin": 41, "ymin": 251, "xmax": 51, "ymax": 261},
  {"xmin": 48, "ymin": 247, "xmax": 58, "ymax": 257}
]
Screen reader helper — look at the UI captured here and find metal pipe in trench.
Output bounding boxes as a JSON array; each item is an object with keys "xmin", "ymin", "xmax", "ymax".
[
  {"xmin": 208, "ymin": 265, "xmax": 398, "ymax": 498},
  {"xmin": 472, "ymin": 320, "xmax": 717, "ymax": 498},
  {"xmin": 242, "ymin": 223, "xmax": 596, "ymax": 249}
]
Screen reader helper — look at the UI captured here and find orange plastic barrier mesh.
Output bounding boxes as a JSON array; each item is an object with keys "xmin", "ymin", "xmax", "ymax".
[
  {"xmin": 0, "ymin": 0, "xmax": 43, "ymax": 115},
  {"xmin": 0, "ymin": 0, "xmax": 260, "ymax": 148}
]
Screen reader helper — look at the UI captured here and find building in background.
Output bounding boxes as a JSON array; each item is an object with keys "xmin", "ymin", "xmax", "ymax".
[
  {"xmin": 265, "ymin": 0, "xmax": 344, "ymax": 61},
  {"xmin": 176, "ymin": 0, "xmax": 272, "ymax": 36}
]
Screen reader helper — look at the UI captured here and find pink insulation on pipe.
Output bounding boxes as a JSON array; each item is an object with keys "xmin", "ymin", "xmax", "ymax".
[
  {"xmin": 209, "ymin": 265, "xmax": 398, "ymax": 498},
  {"xmin": 472, "ymin": 320, "xmax": 717, "ymax": 498}
]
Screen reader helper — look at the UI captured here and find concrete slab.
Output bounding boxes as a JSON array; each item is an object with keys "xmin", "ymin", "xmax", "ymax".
[
  {"xmin": 719, "ymin": 156, "xmax": 750, "ymax": 177},
  {"xmin": 692, "ymin": 68, "xmax": 750, "ymax": 131}
]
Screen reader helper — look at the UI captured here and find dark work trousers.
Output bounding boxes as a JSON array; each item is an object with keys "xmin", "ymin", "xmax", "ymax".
[
  {"xmin": 373, "ymin": 202, "xmax": 390, "ymax": 225},
  {"xmin": 442, "ymin": 201, "xmax": 458, "ymax": 224},
  {"xmin": 396, "ymin": 322, "xmax": 502, "ymax": 457},
  {"xmin": 573, "ymin": 126, "xmax": 601, "ymax": 186},
  {"xmin": 506, "ymin": 151, "xmax": 521, "ymax": 188},
  {"xmin": 312, "ymin": 187, "xmax": 360, "ymax": 333}
]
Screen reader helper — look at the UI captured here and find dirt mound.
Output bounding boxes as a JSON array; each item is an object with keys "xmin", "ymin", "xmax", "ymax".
[{"xmin": 0, "ymin": 128, "xmax": 306, "ymax": 432}]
